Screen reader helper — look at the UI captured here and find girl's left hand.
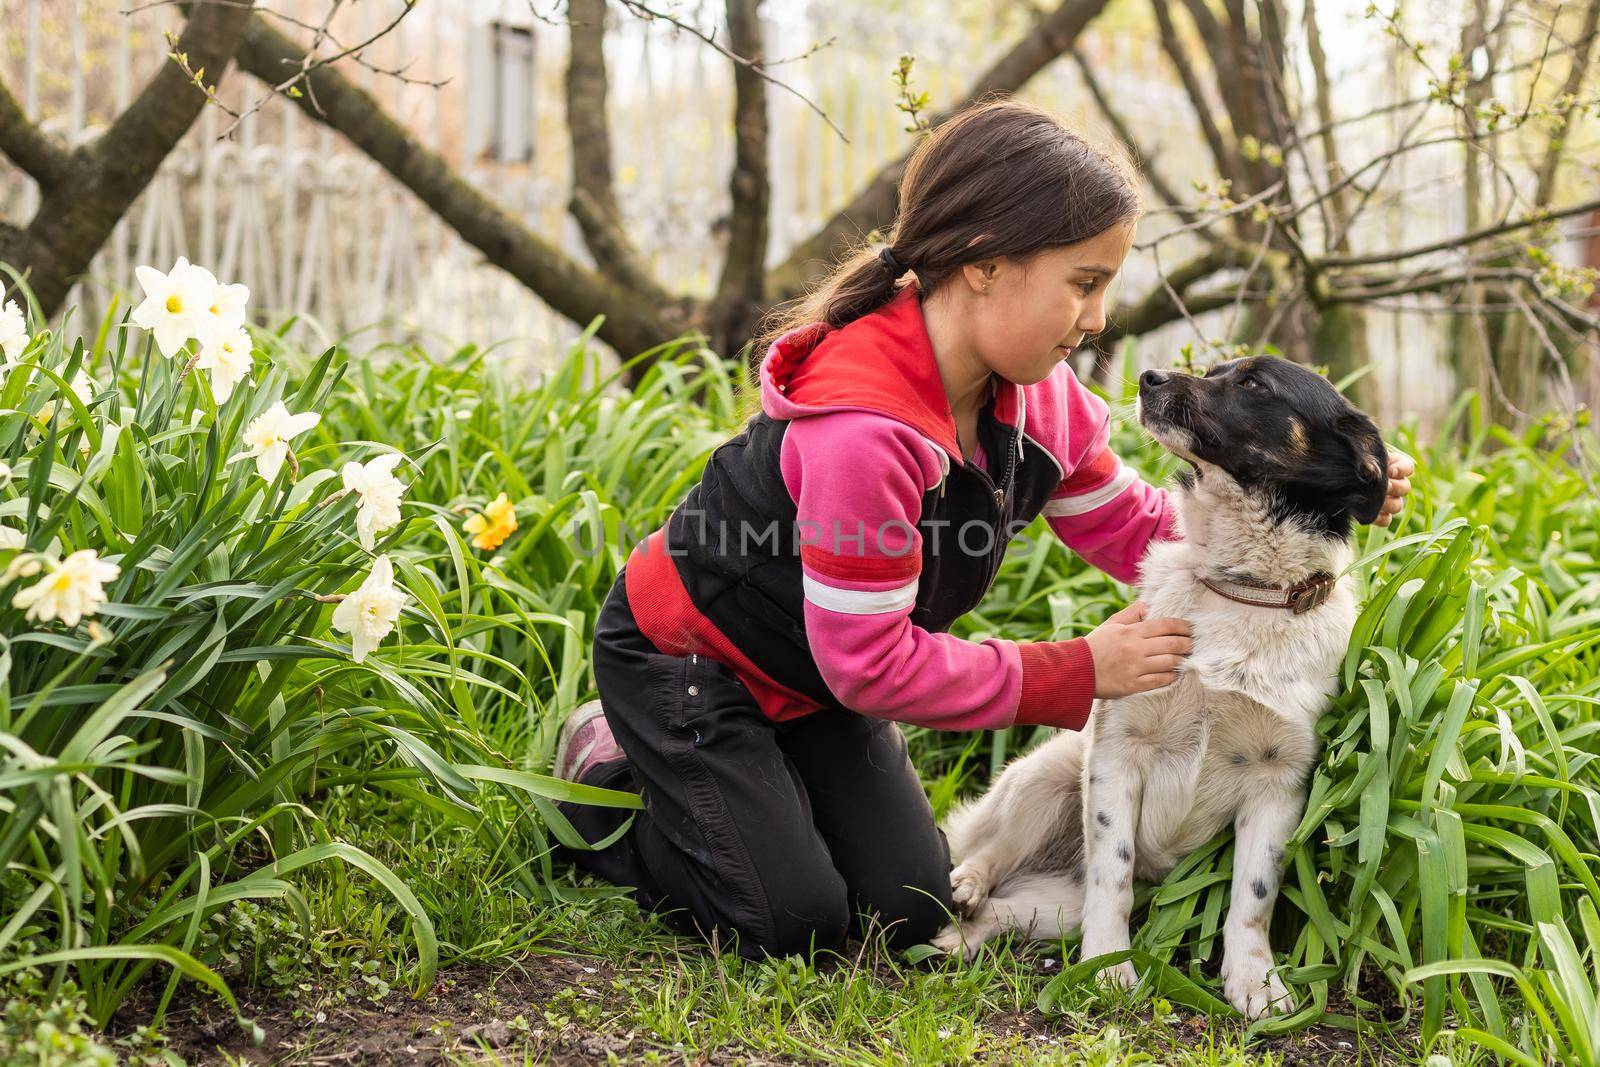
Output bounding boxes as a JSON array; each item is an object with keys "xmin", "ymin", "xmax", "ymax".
[{"xmin": 1371, "ymin": 450, "xmax": 1415, "ymax": 527}]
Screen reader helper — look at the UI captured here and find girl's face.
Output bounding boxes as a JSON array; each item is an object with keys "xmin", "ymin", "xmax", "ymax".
[{"xmin": 957, "ymin": 223, "xmax": 1136, "ymax": 386}]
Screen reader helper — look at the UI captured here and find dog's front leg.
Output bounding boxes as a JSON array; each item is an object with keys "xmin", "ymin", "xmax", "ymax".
[
  {"xmin": 1220, "ymin": 786, "xmax": 1302, "ymax": 1018},
  {"xmin": 1077, "ymin": 734, "xmax": 1144, "ymax": 990}
]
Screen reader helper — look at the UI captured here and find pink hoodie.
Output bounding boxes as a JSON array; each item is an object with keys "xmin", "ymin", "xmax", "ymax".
[{"xmin": 625, "ymin": 284, "xmax": 1179, "ymax": 732}]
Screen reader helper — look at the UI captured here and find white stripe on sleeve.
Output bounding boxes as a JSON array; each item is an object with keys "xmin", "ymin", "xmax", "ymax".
[
  {"xmin": 802, "ymin": 574, "xmax": 919, "ymax": 615},
  {"xmin": 1041, "ymin": 464, "xmax": 1138, "ymax": 517}
]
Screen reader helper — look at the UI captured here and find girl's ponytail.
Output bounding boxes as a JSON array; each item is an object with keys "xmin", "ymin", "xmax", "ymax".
[
  {"xmin": 755, "ymin": 99, "xmax": 1143, "ymax": 355},
  {"xmin": 776, "ymin": 240, "xmax": 911, "ymax": 345}
]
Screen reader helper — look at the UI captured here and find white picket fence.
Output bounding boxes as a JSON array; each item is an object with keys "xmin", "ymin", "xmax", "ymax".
[{"xmin": 2, "ymin": 0, "xmax": 1584, "ymax": 427}]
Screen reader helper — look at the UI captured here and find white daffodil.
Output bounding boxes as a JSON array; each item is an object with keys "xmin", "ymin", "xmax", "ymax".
[
  {"xmin": 341, "ymin": 452, "xmax": 407, "ymax": 552},
  {"xmin": 131, "ymin": 257, "xmax": 214, "ymax": 358},
  {"xmin": 37, "ymin": 369, "xmax": 95, "ymax": 423},
  {"xmin": 229, "ymin": 401, "xmax": 320, "ymax": 484},
  {"xmin": 331, "ymin": 553, "xmax": 407, "ymax": 663},
  {"xmin": 179, "ymin": 260, "xmax": 250, "ymax": 346},
  {"xmin": 0, "ymin": 526, "xmax": 23, "ymax": 551},
  {"xmin": 195, "ymin": 326, "xmax": 254, "ymax": 404},
  {"xmin": 0, "ymin": 299, "xmax": 29, "ymax": 365},
  {"xmin": 203, "ymin": 278, "xmax": 250, "ymax": 345},
  {"xmin": 11, "ymin": 548, "xmax": 121, "ymax": 627}
]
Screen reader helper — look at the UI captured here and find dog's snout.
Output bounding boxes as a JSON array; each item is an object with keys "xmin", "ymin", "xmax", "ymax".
[{"xmin": 1140, "ymin": 369, "xmax": 1172, "ymax": 390}]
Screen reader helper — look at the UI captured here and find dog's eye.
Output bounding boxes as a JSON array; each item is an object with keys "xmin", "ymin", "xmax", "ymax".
[{"xmin": 1238, "ymin": 376, "xmax": 1259, "ymax": 389}]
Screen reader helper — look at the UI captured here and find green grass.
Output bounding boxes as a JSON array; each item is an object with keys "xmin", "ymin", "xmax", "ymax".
[{"xmin": 1, "ymin": 289, "xmax": 1597, "ymax": 1065}]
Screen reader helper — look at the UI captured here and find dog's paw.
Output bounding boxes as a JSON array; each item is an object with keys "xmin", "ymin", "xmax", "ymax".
[
  {"xmin": 931, "ymin": 919, "xmax": 988, "ymax": 962},
  {"xmin": 1097, "ymin": 960, "xmax": 1139, "ymax": 991},
  {"xmin": 1222, "ymin": 952, "xmax": 1291, "ymax": 1019},
  {"xmin": 949, "ymin": 863, "xmax": 990, "ymax": 915},
  {"xmin": 1080, "ymin": 934, "xmax": 1138, "ymax": 994}
]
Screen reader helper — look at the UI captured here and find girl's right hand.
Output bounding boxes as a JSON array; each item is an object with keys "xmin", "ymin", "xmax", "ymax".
[{"xmin": 1085, "ymin": 601, "xmax": 1193, "ymax": 699}]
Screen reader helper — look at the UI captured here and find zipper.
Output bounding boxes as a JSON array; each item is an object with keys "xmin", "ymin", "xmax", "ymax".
[
  {"xmin": 958, "ymin": 430, "xmax": 1018, "ymax": 598},
  {"xmin": 1002, "ymin": 427, "xmax": 1019, "ymax": 507},
  {"xmin": 929, "ymin": 410, "xmax": 1022, "ymax": 611},
  {"xmin": 971, "ymin": 428, "xmax": 1018, "ymax": 509}
]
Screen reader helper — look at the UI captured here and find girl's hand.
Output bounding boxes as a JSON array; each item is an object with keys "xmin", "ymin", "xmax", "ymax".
[
  {"xmin": 1085, "ymin": 601, "xmax": 1193, "ymax": 699},
  {"xmin": 1371, "ymin": 450, "xmax": 1415, "ymax": 527}
]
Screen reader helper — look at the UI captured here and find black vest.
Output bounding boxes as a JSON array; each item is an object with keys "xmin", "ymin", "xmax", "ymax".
[{"xmin": 662, "ymin": 399, "xmax": 1061, "ymax": 707}]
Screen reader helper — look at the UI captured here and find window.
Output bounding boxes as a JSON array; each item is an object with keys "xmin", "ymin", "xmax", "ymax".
[{"xmin": 473, "ymin": 21, "xmax": 536, "ymax": 164}]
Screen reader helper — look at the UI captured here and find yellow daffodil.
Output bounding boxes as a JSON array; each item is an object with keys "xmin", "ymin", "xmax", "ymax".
[{"xmin": 464, "ymin": 492, "xmax": 517, "ymax": 551}]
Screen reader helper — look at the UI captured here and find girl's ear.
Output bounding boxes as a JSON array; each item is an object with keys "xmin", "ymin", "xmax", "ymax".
[{"xmin": 960, "ymin": 260, "xmax": 999, "ymax": 293}]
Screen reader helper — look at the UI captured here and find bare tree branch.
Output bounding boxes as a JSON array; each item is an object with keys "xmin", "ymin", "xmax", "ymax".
[
  {"xmin": 1303, "ymin": 0, "xmax": 1372, "ymax": 392},
  {"xmin": 564, "ymin": 0, "xmax": 672, "ymax": 305},
  {"xmin": 1068, "ymin": 45, "xmax": 1192, "ymax": 222},
  {"xmin": 1150, "ymin": 0, "xmax": 1246, "ymax": 193},
  {"xmin": 0, "ymin": 79, "xmax": 71, "ymax": 188},
  {"xmin": 767, "ymin": 0, "xmax": 1113, "ymax": 300},
  {"xmin": 565, "ymin": 0, "xmax": 622, "ymax": 227},
  {"xmin": 10, "ymin": 0, "xmax": 255, "ymax": 314},
  {"xmin": 1251, "ymin": 0, "xmax": 1294, "ymax": 148},
  {"xmin": 1320, "ymin": 193, "xmax": 1600, "ymax": 269},
  {"xmin": 1285, "ymin": 20, "xmax": 1600, "ymax": 158},
  {"xmin": 151, "ymin": 0, "xmax": 444, "ymax": 137},
  {"xmin": 615, "ymin": 0, "xmax": 845, "ymax": 140},
  {"xmin": 708, "ymin": 0, "xmax": 771, "ymax": 360},
  {"xmin": 1180, "ymin": 0, "xmax": 1272, "ymax": 193},
  {"xmin": 1307, "ymin": 0, "xmax": 1398, "ymax": 255},
  {"xmin": 93, "ymin": 6, "xmax": 250, "ymax": 181},
  {"xmin": 232, "ymin": 10, "xmax": 676, "ymax": 364},
  {"xmin": 1098, "ymin": 243, "xmax": 1260, "ymax": 346},
  {"xmin": 1535, "ymin": 0, "xmax": 1600, "ymax": 203},
  {"xmin": 1325, "ymin": 266, "xmax": 1538, "ymax": 302}
]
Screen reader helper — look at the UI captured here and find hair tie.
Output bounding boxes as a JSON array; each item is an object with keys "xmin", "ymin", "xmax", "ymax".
[{"xmin": 877, "ymin": 246, "xmax": 906, "ymax": 277}]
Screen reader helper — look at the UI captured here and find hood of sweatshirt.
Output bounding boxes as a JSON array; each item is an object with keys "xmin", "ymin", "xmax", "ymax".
[{"xmin": 757, "ymin": 283, "xmax": 1024, "ymax": 464}]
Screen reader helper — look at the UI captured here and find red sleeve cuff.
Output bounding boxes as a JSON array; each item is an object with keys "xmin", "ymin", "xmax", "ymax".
[{"xmin": 1015, "ymin": 638, "xmax": 1096, "ymax": 730}]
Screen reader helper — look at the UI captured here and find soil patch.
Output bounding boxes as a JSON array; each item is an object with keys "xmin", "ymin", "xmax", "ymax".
[
  {"xmin": 123, "ymin": 945, "xmax": 1417, "ymax": 1065},
  {"xmin": 117, "ymin": 954, "xmax": 743, "ymax": 1066}
]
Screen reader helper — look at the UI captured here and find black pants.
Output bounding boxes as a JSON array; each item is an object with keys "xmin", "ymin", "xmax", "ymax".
[{"xmin": 556, "ymin": 571, "xmax": 955, "ymax": 959}]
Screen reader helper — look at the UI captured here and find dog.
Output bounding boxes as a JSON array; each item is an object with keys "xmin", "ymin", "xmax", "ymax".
[{"xmin": 930, "ymin": 356, "xmax": 1388, "ymax": 1019}]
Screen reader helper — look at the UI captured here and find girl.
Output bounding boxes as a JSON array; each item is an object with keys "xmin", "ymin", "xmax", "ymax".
[{"xmin": 552, "ymin": 100, "xmax": 1412, "ymax": 959}]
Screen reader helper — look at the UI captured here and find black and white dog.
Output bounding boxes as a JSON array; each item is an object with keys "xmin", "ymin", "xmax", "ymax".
[{"xmin": 932, "ymin": 357, "xmax": 1388, "ymax": 1019}]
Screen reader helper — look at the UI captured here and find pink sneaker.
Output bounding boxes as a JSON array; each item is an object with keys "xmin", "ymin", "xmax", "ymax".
[{"xmin": 554, "ymin": 700, "xmax": 625, "ymax": 783}]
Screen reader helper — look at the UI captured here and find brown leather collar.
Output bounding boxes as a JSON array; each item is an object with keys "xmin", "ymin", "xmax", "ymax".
[{"xmin": 1198, "ymin": 572, "xmax": 1337, "ymax": 614}]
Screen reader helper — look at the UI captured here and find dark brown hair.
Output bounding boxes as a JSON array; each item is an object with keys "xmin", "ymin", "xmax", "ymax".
[{"xmin": 757, "ymin": 99, "xmax": 1143, "ymax": 352}]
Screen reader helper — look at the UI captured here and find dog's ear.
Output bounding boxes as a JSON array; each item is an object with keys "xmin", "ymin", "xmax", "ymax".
[{"xmin": 1338, "ymin": 409, "xmax": 1389, "ymax": 524}]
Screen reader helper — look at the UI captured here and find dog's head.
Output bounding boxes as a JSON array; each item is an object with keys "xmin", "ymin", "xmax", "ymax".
[{"xmin": 1136, "ymin": 356, "xmax": 1387, "ymax": 538}]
